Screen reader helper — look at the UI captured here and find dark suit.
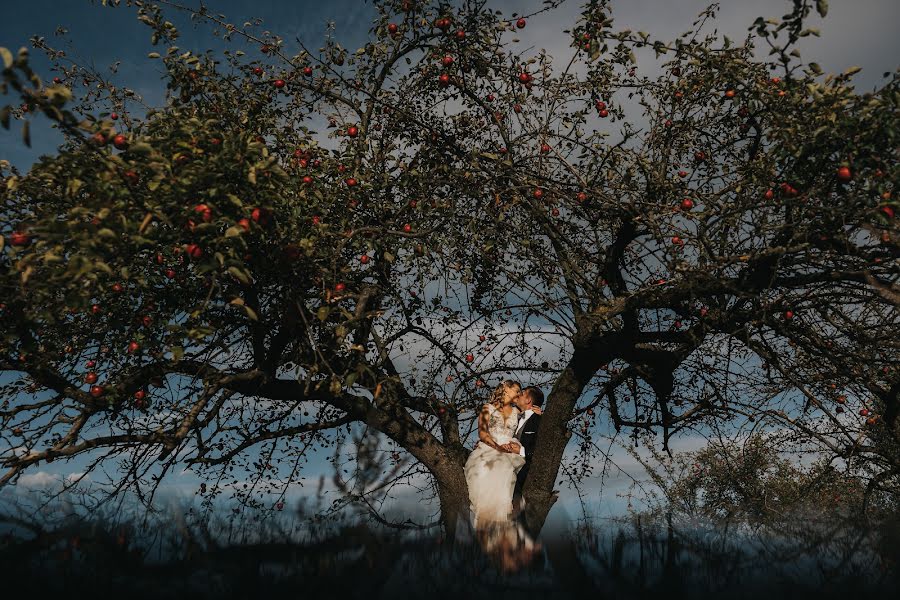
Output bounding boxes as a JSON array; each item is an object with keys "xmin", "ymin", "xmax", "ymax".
[{"xmin": 513, "ymin": 412, "xmax": 541, "ymax": 500}]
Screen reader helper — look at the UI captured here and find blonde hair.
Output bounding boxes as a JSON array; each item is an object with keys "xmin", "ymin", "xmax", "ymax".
[{"xmin": 489, "ymin": 380, "xmax": 521, "ymax": 407}]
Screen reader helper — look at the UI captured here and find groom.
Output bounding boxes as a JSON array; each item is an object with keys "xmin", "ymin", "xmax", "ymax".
[{"xmin": 507, "ymin": 386, "xmax": 544, "ymax": 513}]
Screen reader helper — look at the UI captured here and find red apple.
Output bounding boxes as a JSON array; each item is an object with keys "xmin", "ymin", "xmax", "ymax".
[
  {"xmin": 134, "ymin": 389, "xmax": 146, "ymax": 400},
  {"xmin": 347, "ymin": 126, "xmax": 359, "ymax": 137},
  {"xmin": 784, "ymin": 310, "xmax": 794, "ymax": 320},
  {"xmin": 455, "ymin": 29, "xmax": 466, "ymax": 40},
  {"xmin": 112, "ymin": 283, "xmax": 124, "ymax": 293},
  {"xmin": 9, "ymin": 231, "xmax": 31, "ymax": 246},
  {"xmin": 360, "ymin": 255, "xmax": 369, "ymax": 264},
  {"xmin": 859, "ymin": 408, "xmax": 869, "ymax": 416},
  {"xmin": 252, "ymin": 67, "xmax": 263, "ymax": 76},
  {"xmin": 599, "ymin": 109, "xmax": 609, "ymax": 118},
  {"xmin": 533, "ymin": 188, "xmax": 544, "ymax": 200},
  {"xmin": 518, "ymin": 72, "xmax": 532, "ymax": 84},
  {"xmin": 441, "ymin": 55, "xmax": 454, "ymax": 67},
  {"xmin": 724, "ymin": 89, "xmax": 736, "ymax": 99},
  {"xmin": 466, "ymin": 353, "xmax": 474, "ymax": 362},
  {"xmin": 879, "ymin": 205, "xmax": 895, "ymax": 219},
  {"xmin": 540, "ymin": 143, "xmax": 551, "ymax": 154},
  {"xmin": 251, "ymin": 207, "xmax": 269, "ymax": 224},
  {"xmin": 335, "ymin": 282, "xmax": 346, "ymax": 292},
  {"xmin": 142, "ymin": 315, "xmax": 152, "ymax": 327},
  {"xmin": 439, "ymin": 73, "xmax": 451, "ymax": 86},
  {"xmin": 516, "ymin": 18, "xmax": 526, "ymax": 28},
  {"xmin": 387, "ymin": 23, "xmax": 399, "ymax": 35},
  {"xmin": 238, "ymin": 218, "xmax": 251, "ymax": 232},
  {"xmin": 680, "ymin": 198, "xmax": 694, "ymax": 210},
  {"xmin": 127, "ymin": 341, "xmax": 140, "ymax": 353},
  {"xmin": 345, "ymin": 177, "xmax": 358, "ymax": 187},
  {"xmin": 85, "ymin": 372, "xmax": 98, "ymax": 384},
  {"xmin": 92, "ymin": 304, "xmax": 102, "ymax": 314},
  {"xmin": 303, "ymin": 66, "xmax": 313, "ymax": 76},
  {"xmin": 273, "ymin": 79, "xmax": 285, "ymax": 89},
  {"xmin": 836, "ymin": 166, "xmax": 852, "ymax": 183},
  {"xmin": 764, "ymin": 189, "xmax": 775, "ymax": 201},
  {"xmin": 90, "ymin": 385, "xmax": 104, "ymax": 398},
  {"xmin": 403, "ymin": 223, "xmax": 412, "ymax": 233},
  {"xmin": 577, "ymin": 192, "xmax": 588, "ymax": 202}
]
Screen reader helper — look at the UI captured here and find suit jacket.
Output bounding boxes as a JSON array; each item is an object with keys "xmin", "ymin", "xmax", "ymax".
[{"xmin": 515, "ymin": 413, "xmax": 541, "ymax": 462}]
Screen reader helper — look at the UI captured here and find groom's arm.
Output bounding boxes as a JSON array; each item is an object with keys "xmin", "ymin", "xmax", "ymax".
[{"xmin": 520, "ymin": 415, "xmax": 541, "ymax": 458}]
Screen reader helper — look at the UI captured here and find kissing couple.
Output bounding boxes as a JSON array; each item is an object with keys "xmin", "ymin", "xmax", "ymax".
[{"xmin": 464, "ymin": 380, "xmax": 544, "ymax": 530}]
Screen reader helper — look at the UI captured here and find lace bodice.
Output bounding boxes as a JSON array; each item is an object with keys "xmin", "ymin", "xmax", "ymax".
[{"xmin": 484, "ymin": 403, "xmax": 520, "ymax": 445}]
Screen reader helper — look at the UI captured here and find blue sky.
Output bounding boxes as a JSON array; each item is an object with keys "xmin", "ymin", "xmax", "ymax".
[{"xmin": 2, "ymin": 0, "xmax": 898, "ymax": 525}]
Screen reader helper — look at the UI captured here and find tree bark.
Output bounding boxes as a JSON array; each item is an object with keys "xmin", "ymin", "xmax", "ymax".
[
  {"xmin": 434, "ymin": 460, "xmax": 470, "ymax": 542},
  {"xmin": 519, "ymin": 331, "xmax": 614, "ymax": 535}
]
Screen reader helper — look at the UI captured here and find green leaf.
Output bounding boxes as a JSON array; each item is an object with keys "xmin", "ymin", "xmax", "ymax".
[
  {"xmin": 224, "ymin": 226, "xmax": 243, "ymax": 237},
  {"xmin": 66, "ymin": 178, "xmax": 83, "ymax": 196},
  {"xmin": 242, "ymin": 305, "xmax": 258, "ymax": 321},
  {"xmin": 0, "ymin": 105, "xmax": 10, "ymax": 130},
  {"xmin": 22, "ymin": 120, "xmax": 30, "ymax": 147},
  {"xmin": 808, "ymin": 62, "xmax": 822, "ymax": 75},
  {"xmin": 127, "ymin": 142, "xmax": 154, "ymax": 155},
  {"xmin": 94, "ymin": 260, "xmax": 114, "ymax": 275},
  {"xmin": 170, "ymin": 346, "xmax": 184, "ymax": 361},
  {"xmin": 317, "ymin": 306, "xmax": 330, "ymax": 321},
  {"xmin": 227, "ymin": 266, "xmax": 250, "ymax": 284},
  {"xmin": 0, "ymin": 47, "xmax": 12, "ymax": 70},
  {"xmin": 815, "ymin": 0, "xmax": 828, "ymax": 17}
]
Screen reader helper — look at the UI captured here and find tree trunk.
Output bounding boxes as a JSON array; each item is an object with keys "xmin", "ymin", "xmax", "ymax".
[
  {"xmin": 434, "ymin": 463, "xmax": 470, "ymax": 542},
  {"xmin": 520, "ymin": 347, "xmax": 598, "ymax": 535}
]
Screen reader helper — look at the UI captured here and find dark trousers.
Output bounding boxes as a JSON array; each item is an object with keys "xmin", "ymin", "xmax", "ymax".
[{"xmin": 513, "ymin": 461, "xmax": 530, "ymax": 503}]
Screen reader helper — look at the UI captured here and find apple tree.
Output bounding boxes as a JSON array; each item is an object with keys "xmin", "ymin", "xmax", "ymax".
[{"xmin": 1, "ymin": 0, "xmax": 897, "ymax": 537}]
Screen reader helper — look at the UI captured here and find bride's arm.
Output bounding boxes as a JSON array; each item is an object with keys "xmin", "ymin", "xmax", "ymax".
[{"xmin": 478, "ymin": 404, "xmax": 506, "ymax": 452}]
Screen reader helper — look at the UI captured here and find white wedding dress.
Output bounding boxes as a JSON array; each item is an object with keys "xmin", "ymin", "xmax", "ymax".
[{"xmin": 464, "ymin": 404, "xmax": 526, "ymax": 527}]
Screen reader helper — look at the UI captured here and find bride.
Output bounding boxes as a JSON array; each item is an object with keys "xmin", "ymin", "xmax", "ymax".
[{"xmin": 464, "ymin": 380, "xmax": 541, "ymax": 527}]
